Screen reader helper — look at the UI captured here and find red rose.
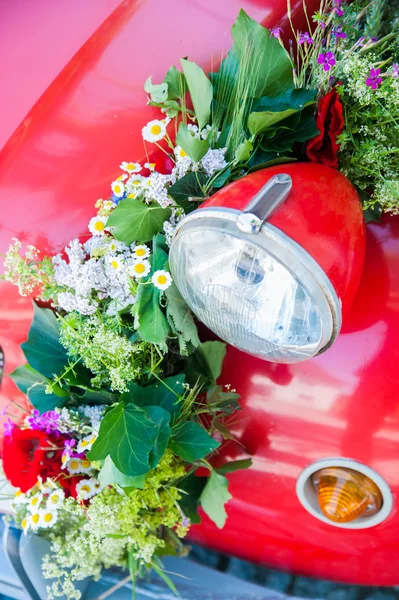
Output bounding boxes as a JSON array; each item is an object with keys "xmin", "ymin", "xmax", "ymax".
[
  {"xmin": 2, "ymin": 428, "xmax": 64, "ymax": 492},
  {"xmin": 306, "ymin": 88, "xmax": 344, "ymax": 169}
]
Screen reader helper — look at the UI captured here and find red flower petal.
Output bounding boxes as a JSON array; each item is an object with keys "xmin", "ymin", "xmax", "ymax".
[{"xmin": 306, "ymin": 89, "xmax": 344, "ymax": 169}]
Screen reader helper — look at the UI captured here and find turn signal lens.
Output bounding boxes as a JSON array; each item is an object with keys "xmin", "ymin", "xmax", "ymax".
[{"xmin": 312, "ymin": 467, "xmax": 383, "ymax": 523}]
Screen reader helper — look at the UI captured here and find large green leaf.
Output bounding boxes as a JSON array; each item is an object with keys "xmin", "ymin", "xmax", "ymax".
[
  {"xmin": 143, "ymin": 405, "xmax": 171, "ymax": 469},
  {"xmin": 185, "ymin": 341, "xmax": 227, "ymax": 389},
  {"xmin": 21, "ymin": 304, "xmax": 69, "ymax": 379},
  {"xmin": 168, "ymin": 172, "xmax": 208, "ymax": 212},
  {"xmin": 199, "ymin": 470, "xmax": 232, "ymax": 529},
  {"xmin": 216, "ymin": 458, "xmax": 252, "ymax": 474},
  {"xmin": 260, "ymin": 113, "xmax": 319, "ymax": 153},
  {"xmin": 98, "ymin": 456, "xmax": 145, "ymax": 490},
  {"xmin": 165, "ymin": 283, "xmax": 200, "ymax": 354},
  {"xmin": 169, "ymin": 421, "xmax": 220, "ymax": 462},
  {"xmin": 9, "ymin": 364, "xmax": 69, "ymax": 413},
  {"xmin": 177, "ymin": 473, "xmax": 207, "ymax": 524},
  {"xmin": 181, "ymin": 58, "xmax": 213, "ymax": 131},
  {"xmin": 176, "ymin": 123, "xmax": 209, "ymax": 162},
  {"xmin": 144, "ymin": 76, "xmax": 168, "ymax": 103},
  {"xmin": 163, "ymin": 65, "xmax": 187, "ymax": 100},
  {"xmin": 87, "ymin": 402, "xmax": 158, "ymax": 476},
  {"xmin": 107, "ymin": 198, "xmax": 171, "ymax": 245},
  {"xmin": 122, "ymin": 375, "xmax": 185, "ymax": 414},
  {"xmin": 135, "ymin": 285, "xmax": 170, "ymax": 348},
  {"xmin": 248, "ymin": 88, "xmax": 317, "ymax": 136}
]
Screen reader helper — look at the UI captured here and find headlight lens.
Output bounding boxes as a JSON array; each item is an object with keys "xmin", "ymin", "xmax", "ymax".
[{"xmin": 170, "ymin": 209, "xmax": 341, "ymax": 363}]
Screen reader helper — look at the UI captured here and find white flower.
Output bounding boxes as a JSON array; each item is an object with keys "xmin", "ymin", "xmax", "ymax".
[
  {"xmin": 47, "ymin": 489, "xmax": 65, "ymax": 508},
  {"xmin": 201, "ymin": 148, "xmax": 228, "ymax": 176},
  {"xmin": 38, "ymin": 507, "xmax": 58, "ymax": 529},
  {"xmin": 88, "ymin": 216, "xmax": 108, "ymax": 236},
  {"xmin": 76, "ymin": 434, "xmax": 97, "ymax": 454},
  {"xmin": 143, "ymin": 172, "xmax": 172, "ymax": 208},
  {"xmin": 142, "ymin": 119, "xmax": 169, "ymax": 143},
  {"xmin": 132, "ymin": 244, "xmax": 150, "ymax": 259},
  {"xmin": 144, "ymin": 162, "xmax": 156, "ymax": 171},
  {"xmin": 120, "ymin": 161, "xmax": 142, "ymax": 173},
  {"xmin": 152, "ymin": 270, "xmax": 172, "ymax": 291},
  {"xmin": 76, "ymin": 478, "xmax": 98, "ymax": 500},
  {"xmin": 29, "ymin": 511, "xmax": 41, "ymax": 531},
  {"xmin": 187, "ymin": 123, "xmax": 200, "ymax": 138},
  {"xmin": 20, "ymin": 517, "xmax": 29, "ymax": 535},
  {"xmin": 37, "ymin": 477, "xmax": 57, "ymax": 494},
  {"xmin": 66, "ymin": 457, "xmax": 93, "ymax": 475},
  {"xmin": 174, "ymin": 145, "xmax": 189, "ymax": 161},
  {"xmin": 28, "ymin": 493, "xmax": 43, "ymax": 512},
  {"xmin": 111, "ymin": 180, "xmax": 125, "ymax": 198},
  {"xmin": 129, "ymin": 260, "xmax": 151, "ymax": 279},
  {"xmin": 103, "ymin": 200, "xmax": 116, "ymax": 211},
  {"xmin": 13, "ymin": 489, "xmax": 28, "ymax": 505},
  {"xmin": 109, "ymin": 256, "xmax": 123, "ymax": 271}
]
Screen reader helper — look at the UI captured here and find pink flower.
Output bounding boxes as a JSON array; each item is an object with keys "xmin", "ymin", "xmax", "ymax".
[
  {"xmin": 317, "ymin": 52, "xmax": 336, "ymax": 71},
  {"xmin": 366, "ymin": 68, "xmax": 382, "ymax": 90}
]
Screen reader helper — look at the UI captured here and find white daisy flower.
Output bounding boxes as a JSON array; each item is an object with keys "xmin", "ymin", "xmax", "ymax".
[
  {"xmin": 47, "ymin": 489, "xmax": 65, "ymax": 508},
  {"xmin": 144, "ymin": 162, "xmax": 156, "ymax": 171},
  {"xmin": 20, "ymin": 517, "xmax": 30, "ymax": 535},
  {"xmin": 29, "ymin": 511, "xmax": 41, "ymax": 531},
  {"xmin": 76, "ymin": 434, "xmax": 97, "ymax": 454},
  {"xmin": 37, "ymin": 477, "xmax": 57, "ymax": 494},
  {"xmin": 120, "ymin": 161, "xmax": 142, "ymax": 173},
  {"xmin": 89, "ymin": 216, "xmax": 108, "ymax": 236},
  {"xmin": 142, "ymin": 119, "xmax": 169, "ymax": 143},
  {"xmin": 13, "ymin": 489, "xmax": 28, "ymax": 505},
  {"xmin": 129, "ymin": 260, "xmax": 151, "ymax": 279},
  {"xmin": 79, "ymin": 458, "xmax": 94, "ymax": 474},
  {"xmin": 111, "ymin": 180, "xmax": 125, "ymax": 198},
  {"xmin": 127, "ymin": 175, "xmax": 144, "ymax": 188},
  {"xmin": 152, "ymin": 270, "xmax": 173, "ymax": 291},
  {"xmin": 174, "ymin": 146, "xmax": 188, "ymax": 161},
  {"xmin": 108, "ymin": 240, "xmax": 119, "ymax": 253},
  {"xmin": 76, "ymin": 478, "xmax": 97, "ymax": 500},
  {"xmin": 187, "ymin": 123, "xmax": 200, "ymax": 138},
  {"xmin": 103, "ymin": 200, "xmax": 116, "ymax": 211},
  {"xmin": 38, "ymin": 507, "xmax": 58, "ymax": 529},
  {"xmin": 66, "ymin": 458, "xmax": 83, "ymax": 475},
  {"xmin": 92, "ymin": 479, "xmax": 104, "ymax": 495},
  {"xmin": 109, "ymin": 256, "xmax": 123, "ymax": 271},
  {"xmin": 132, "ymin": 244, "xmax": 150, "ymax": 259},
  {"xmin": 27, "ymin": 493, "xmax": 43, "ymax": 512}
]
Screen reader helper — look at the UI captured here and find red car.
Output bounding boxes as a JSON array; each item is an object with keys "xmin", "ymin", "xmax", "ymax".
[{"xmin": 1, "ymin": 0, "xmax": 398, "ymax": 587}]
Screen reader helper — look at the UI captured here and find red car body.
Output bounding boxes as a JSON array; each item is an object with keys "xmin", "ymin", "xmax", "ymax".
[{"xmin": 1, "ymin": 0, "xmax": 399, "ymax": 587}]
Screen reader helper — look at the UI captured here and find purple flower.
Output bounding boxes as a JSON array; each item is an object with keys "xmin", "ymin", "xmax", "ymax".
[
  {"xmin": 270, "ymin": 27, "xmax": 283, "ymax": 38},
  {"xmin": 392, "ymin": 63, "xmax": 399, "ymax": 78},
  {"xmin": 3, "ymin": 418, "xmax": 15, "ymax": 436},
  {"xmin": 332, "ymin": 26, "xmax": 347, "ymax": 39},
  {"xmin": 182, "ymin": 517, "xmax": 191, "ymax": 528},
  {"xmin": 319, "ymin": 22, "xmax": 326, "ymax": 30},
  {"xmin": 366, "ymin": 67, "xmax": 383, "ymax": 89},
  {"xmin": 371, "ymin": 37, "xmax": 378, "ymax": 43},
  {"xmin": 299, "ymin": 31, "xmax": 313, "ymax": 45},
  {"xmin": 333, "ymin": 0, "xmax": 345, "ymax": 16},
  {"xmin": 61, "ymin": 438, "xmax": 76, "ymax": 462},
  {"xmin": 317, "ymin": 51, "xmax": 336, "ymax": 71},
  {"xmin": 27, "ymin": 409, "xmax": 60, "ymax": 434}
]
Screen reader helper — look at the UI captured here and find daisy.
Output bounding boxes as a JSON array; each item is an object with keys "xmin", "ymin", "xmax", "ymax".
[
  {"xmin": 66, "ymin": 458, "xmax": 83, "ymax": 475},
  {"xmin": 37, "ymin": 477, "xmax": 57, "ymax": 494},
  {"xmin": 103, "ymin": 200, "xmax": 116, "ymax": 211},
  {"xmin": 120, "ymin": 161, "xmax": 142, "ymax": 173},
  {"xmin": 152, "ymin": 270, "xmax": 172, "ymax": 291},
  {"xmin": 89, "ymin": 216, "xmax": 108, "ymax": 236},
  {"xmin": 79, "ymin": 459, "xmax": 94, "ymax": 474},
  {"xmin": 76, "ymin": 478, "xmax": 97, "ymax": 500},
  {"xmin": 109, "ymin": 256, "xmax": 123, "ymax": 271},
  {"xmin": 142, "ymin": 119, "xmax": 169, "ymax": 143},
  {"xmin": 127, "ymin": 175, "xmax": 144, "ymax": 188},
  {"xmin": 174, "ymin": 146, "xmax": 188, "ymax": 161},
  {"xmin": 29, "ymin": 511, "xmax": 41, "ymax": 531},
  {"xmin": 132, "ymin": 244, "xmax": 150, "ymax": 259},
  {"xmin": 129, "ymin": 260, "xmax": 151, "ymax": 279},
  {"xmin": 93, "ymin": 480, "xmax": 103, "ymax": 494},
  {"xmin": 76, "ymin": 434, "xmax": 97, "ymax": 454},
  {"xmin": 38, "ymin": 507, "xmax": 58, "ymax": 529},
  {"xmin": 47, "ymin": 489, "xmax": 65, "ymax": 508},
  {"xmin": 108, "ymin": 240, "xmax": 119, "ymax": 253},
  {"xmin": 111, "ymin": 180, "xmax": 125, "ymax": 198},
  {"xmin": 144, "ymin": 162, "xmax": 156, "ymax": 171},
  {"xmin": 27, "ymin": 493, "xmax": 43, "ymax": 512},
  {"xmin": 21, "ymin": 517, "xmax": 29, "ymax": 534},
  {"xmin": 13, "ymin": 489, "xmax": 27, "ymax": 505}
]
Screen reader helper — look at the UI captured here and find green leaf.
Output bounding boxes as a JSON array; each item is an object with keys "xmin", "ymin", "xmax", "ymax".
[
  {"xmin": 122, "ymin": 375, "xmax": 185, "ymax": 414},
  {"xmin": 73, "ymin": 387, "xmax": 117, "ymax": 405},
  {"xmin": 216, "ymin": 458, "xmax": 252, "ymax": 474},
  {"xmin": 9, "ymin": 364, "xmax": 69, "ymax": 413},
  {"xmin": 185, "ymin": 341, "xmax": 227, "ymax": 389},
  {"xmin": 21, "ymin": 304, "xmax": 69, "ymax": 379},
  {"xmin": 144, "ymin": 76, "xmax": 168, "ymax": 103},
  {"xmin": 165, "ymin": 283, "xmax": 200, "ymax": 354},
  {"xmin": 206, "ymin": 385, "xmax": 241, "ymax": 416},
  {"xmin": 248, "ymin": 88, "xmax": 317, "ymax": 136},
  {"xmin": 149, "ymin": 99, "xmax": 180, "ymax": 118},
  {"xmin": 234, "ymin": 139, "xmax": 253, "ymax": 162},
  {"xmin": 199, "ymin": 471, "xmax": 232, "ymax": 529},
  {"xmin": 168, "ymin": 171, "xmax": 208, "ymax": 212},
  {"xmin": 210, "ymin": 168, "xmax": 231, "ymax": 189},
  {"xmin": 169, "ymin": 421, "xmax": 220, "ymax": 462},
  {"xmin": 107, "ymin": 198, "xmax": 171, "ymax": 245},
  {"xmin": 151, "ymin": 559, "xmax": 178, "ymax": 596},
  {"xmin": 181, "ymin": 58, "xmax": 213, "ymax": 131},
  {"xmin": 163, "ymin": 65, "xmax": 187, "ymax": 100},
  {"xmin": 87, "ymin": 402, "xmax": 158, "ymax": 476},
  {"xmin": 98, "ymin": 456, "xmax": 145, "ymax": 490},
  {"xmin": 176, "ymin": 123, "xmax": 209, "ymax": 162},
  {"xmin": 212, "ymin": 418, "xmax": 236, "ymax": 441},
  {"xmin": 178, "ymin": 473, "xmax": 207, "ymax": 524},
  {"xmin": 142, "ymin": 405, "xmax": 171, "ymax": 469},
  {"xmin": 135, "ymin": 284, "xmax": 169, "ymax": 348}
]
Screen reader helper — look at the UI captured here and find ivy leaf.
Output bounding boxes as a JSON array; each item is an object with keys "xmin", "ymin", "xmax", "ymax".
[
  {"xmin": 177, "ymin": 473, "xmax": 207, "ymax": 524},
  {"xmin": 216, "ymin": 458, "xmax": 252, "ymax": 474},
  {"xmin": 143, "ymin": 405, "xmax": 171, "ymax": 469},
  {"xmin": 163, "ymin": 65, "xmax": 187, "ymax": 100},
  {"xmin": 168, "ymin": 171, "xmax": 208, "ymax": 212},
  {"xmin": 248, "ymin": 88, "xmax": 317, "ymax": 136},
  {"xmin": 144, "ymin": 76, "xmax": 168, "ymax": 103},
  {"xmin": 73, "ymin": 387, "xmax": 117, "ymax": 405},
  {"xmin": 87, "ymin": 402, "xmax": 157, "ymax": 476},
  {"xmin": 200, "ymin": 471, "xmax": 232, "ymax": 528},
  {"xmin": 210, "ymin": 168, "xmax": 231, "ymax": 189},
  {"xmin": 165, "ymin": 283, "xmax": 200, "ymax": 354},
  {"xmin": 185, "ymin": 341, "xmax": 227, "ymax": 389},
  {"xmin": 176, "ymin": 123, "xmax": 209, "ymax": 162},
  {"xmin": 135, "ymin": 284, "xmax": 169, "ymax": 348},
  {"xmin": 234, "ymin": 139, "xmax": 253, "ymax": 162},
  {"xmin": 98, "ymin": 456, "xmax": 145, "ymax": 490},
  {"xmin": 107, "ymin": 198, "xmax": 171, "ymax": 244},
  {"xmin": 9, "ymin": 364, "xmax": 69, "ymax": 413},
  {"xmin": 21, "ymin": 304, "xmax": 69, "ymax": 379},
  {"xmin": 122, "ymin": 375, "xmax": 185, "ymax": 414},
  {"xmin": 181, "ymin": 58, "xmax": 213, "ymax": 131},
  {"xmin": 169, "ymin": 421, "xmax": 220, "ymax": 462}
]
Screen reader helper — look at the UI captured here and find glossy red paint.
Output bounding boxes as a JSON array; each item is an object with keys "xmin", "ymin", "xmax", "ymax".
[
  {"xmin": 1, "ymin": 0, "xmax": 399, "ymax": 587},
  {"xmin": 201, "ymin": 163, "xmax": 366, "ymax": 318}
]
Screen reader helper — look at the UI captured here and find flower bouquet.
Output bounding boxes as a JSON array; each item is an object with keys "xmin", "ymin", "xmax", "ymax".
[{"xmin": 2, "ymin": 0, "xmax": 399, "ymax": 598}]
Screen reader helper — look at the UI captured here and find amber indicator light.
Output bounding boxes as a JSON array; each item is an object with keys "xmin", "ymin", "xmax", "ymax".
[{"xmin": 311, "ymin": 467, "xmax": 383, "ymax": 524}]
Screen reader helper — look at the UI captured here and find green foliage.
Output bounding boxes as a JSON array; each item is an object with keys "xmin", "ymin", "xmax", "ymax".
[
  {"xmin": 177, "ymin": 473, "xmax": 207, "ymax": 524},
  {"xmin": 176, "ymin": 123, "xmax": 210, "ymax": 162},
  {"xmin": 185, "ymin": 341, "xmax": 227, "ymax": 389},
  {"xmin": 168, "ymin": 171, "xmax": 208, "ymax": 212},
  {"xmin": 216, "ymin": 458, "xmax": 252, "ymax": 474},
  {"xmin": 169, "ymin": 421, "xmax": 220, "ymax": 462},
  {"xmin": 144, "ymin": 76, "xmax": 168, "ymax": 103},
  {"xmin": 98, "ymin": 456, "xmax": 145, "ymax": 490},
  {"xmin": 21, "ymin": 304, "xmax": 69, "ymax": 379},
  {"xmin": 165, "ymin": 283, "xmax": 200, "ymax": 354},
  {"xmin": 235, "ymin": 139, "xmax": 253, "ymax": 162},
  {"xmin": 248, "ymin": 88, "xmax": 317, "ymax": 136},
  {"xmin": 9, "ymin": 364, "xmax": 69, "ymax": 413},
  {"xmin": 181, "ymin": 58, "xmax": 213, "ymax": 130},
  {"xmin": 122, "ymin": 375, "xmax": 184, "ymax": 414},
  {"xmin": 163, "ymin": 65, "xmax": 187, "ymax": 100},
  {"xmin": 107, "ymin": 198, "xmax": 171, "ymax": 244},
  {"xmin": 199, "ymin": 470, "xmax": 232, "ymax": 529}
]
